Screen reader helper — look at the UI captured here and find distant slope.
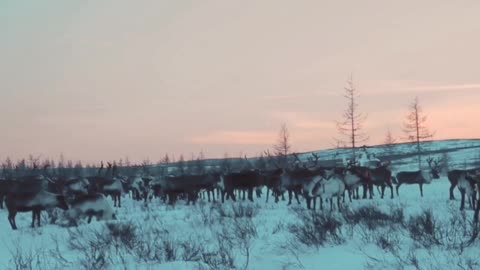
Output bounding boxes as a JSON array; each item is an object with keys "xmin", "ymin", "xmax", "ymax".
[{"xmin": 158, "ymin": 139, "xmax": 480, "ymax": 173}]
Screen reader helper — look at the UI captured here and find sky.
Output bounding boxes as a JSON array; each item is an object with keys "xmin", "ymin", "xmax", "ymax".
[{"xmin": 1, "ymin": 1, "xmax": 479, "ymax": 164}]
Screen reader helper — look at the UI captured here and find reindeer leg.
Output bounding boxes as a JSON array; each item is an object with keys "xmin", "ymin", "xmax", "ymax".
[
  {"xmin": 381, "ymin": 185, "xmax": 386, "ymax": 199},
  {"xmin": 390, "ymin": 183, "xmax": 394, "ymax": 199},
  {"xmin": 295, "ymin": 191, "xmax": 301, "ymax": 204},
  {"xmin": 37, "ymin": 210, "xmax": 41, "ymax": 227},
  {"xmin": 475, "ymin": 196, "xmax": 480, "ymax": 224},
  {"xmin": 472, "ymin": 194, "xmax": 477, "ymax": 211},
  {"xmin": 468, "ymin": 193, "xmax": 473, "ymax": 210},
  {"xmin": 450, "ymin": 182, "xmax": 456, "ymax": 200},
  {"xmin": 419, "ymin": 183, "xmax": 424, "ymax": 197},
  {"xmin": 460, "ymin": 190, "xmax": 466, "ymax": 211},
  {"xmin": 248, "ymin": 188, "xmax": 254, "ymax": 202},
  {"xmin": 287, "ymin": 190, "xmax": 293, "ymax": 206},
  {"xmin": 266, "ymin": 188, "xmax": 269, "ymax": 203},
  {"xmin": 396, "ymin": 183, "xmax": 401, "ymax": 197},
  {"xmin": 369, "ymin": 184, "xmax": 374, "ymax": 199},
  {"xmin": 9, "ymin": 212, "xmax": 17, "ymax": 230},
  {"xmin": 330, "ymin": 198, "xmax": 333, "ymax": 211},
  {"xmin": 31, "ymin": 211, "xmax": 36, "ymax": 228},
  {"xmin": 337, "ymin": 196, "xmax": 341, "ymax": 210}
]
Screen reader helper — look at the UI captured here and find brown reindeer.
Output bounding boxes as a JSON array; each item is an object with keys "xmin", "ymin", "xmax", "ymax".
[
  {"xmin": 396, "ymin": 157, "xmax": 441, "ymax": 197},
  {"xmin": 448, "ymin": 168, "xmax": 480, "ymax": 200},
  {"xmin": 6, "ymin": 189, "xmax": 68, "ymax": 230}
]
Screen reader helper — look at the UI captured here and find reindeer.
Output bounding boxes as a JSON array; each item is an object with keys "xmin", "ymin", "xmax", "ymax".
[
  {"xmin": 266, "ymin": 152, "xmax": 310, "ymax": 206},
  {"xmin": 55, "ymin": 177, "xmax": 90, "ymax": 199},
  {"xmin": 0, "ymin": 178, "xmax": 13, "ymax": 209},
  {"xmin": 308, "ymin": 173, "xmax": 346, "ymax": 211},
  {"xmin": 369, "ymin": 163, "xmax": 394, "ymax": 199},
  {"xmin": 154, "ymin": 173, "xmax": 222, "ymax": 205},
  {"xmin": 220, "ymin": 169, "xmax": 264, "ymax": 203},
  {"xmin": 5, "ymin": 189, "xmax": 69, "ymax": 230},
  {"xmin": 65, "ymin": 193, "xmax": 116, "ymax": 225},
  {"xmin": 260, "ymin": 168, "xmax": 283, "ymax": 203},
  {"xmin": 396, "ymin": 157, "xmax": 441, "ymax": 197},
  {"xmin": 456, "ymin": 171, "xmax": 478, "ymax": 211},
  {"xmin": 99, "ymin": 177, "xmax": 124, "ymax": 207},
  {"xmin": 128, "ymin": 176, "xmax": 145, "ymax": 201},
  {"xmin": 87, "ymin": 162, "xmax": 124, "ymax": 207},
  {"xmin": 341, "ymin": 166, "xmax": 373, "ymax": 201},
  {"xmin": 448, "ymin": 168, "xmax": 480, "ymax": 200}
]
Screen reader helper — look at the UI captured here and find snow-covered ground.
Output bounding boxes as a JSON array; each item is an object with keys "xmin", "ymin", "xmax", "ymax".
[
  {"xmin": 1, "ymin": 140, "xmax": 480, "ymax": 270},
  {"xmin": 0, "ymin": 178, "xmax": 478, "ymax": 270}
]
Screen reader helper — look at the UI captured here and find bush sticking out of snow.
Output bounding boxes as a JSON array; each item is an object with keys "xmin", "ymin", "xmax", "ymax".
[
  {"xmin": 289, "ymin": 209, "xmax": 344, "ymax": 248},
  {"xmin": 105, "ymin": 221, "xmax": 138, "ymax": 250},
  {"xmin": 342, "ymin": 205, "xmax": 405, "ymax": 230},
  {"xmin": 212, "ymin": 202, "xmax": 260, "ymax": 220},
  {"xmin": 407, "ymin": 209, "xmax": 440, "ymax": 247}
]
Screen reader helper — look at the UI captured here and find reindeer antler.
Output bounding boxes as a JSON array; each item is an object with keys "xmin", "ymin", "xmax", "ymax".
[
  {"xmin": 243, "ymin": 155, "xmax": 255, "ymax": 169},
  {"xmin": 292, "ymin": 153, "xmax": 302, "ymax": 163},
  {"xmin": 426, "ymin": 157, "xmax": 434, "ymax": 167},
  {"xmin": 264, "ymin": 150, "xmax": 281, "ymax": 169}
]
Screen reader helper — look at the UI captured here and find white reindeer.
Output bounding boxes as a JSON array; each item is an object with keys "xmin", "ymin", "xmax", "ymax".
[{"xmin": 66, "ymin": 193, "xmax": 116, "ymax": 225}]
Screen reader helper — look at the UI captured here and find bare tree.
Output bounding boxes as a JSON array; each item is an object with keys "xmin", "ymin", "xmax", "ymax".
[
  {"xmin": 273, "ymin": 123, "xmax": 291, "ymax": 168},
  {"xmin": 441, "ymin": 152, "xmax": 452, "ymax": 173},
  {"xmin": 254, "ymin": 154, "xmax": 267, "ymax": 171},
  {"xmin": 177, "ymin": 154, "xmax": 185, "ymax": 175},
  {"xmin": 403, "ymin": 97, "xmax": 434, "ymax": 169},
  {"xmin": 220, "ymin": 153, "xmax": 232, "ymax": 173},
  {"xmin": 336, "ymin": 76, "xmax": 368, "ymax": 165},
  {"xmin": 161, "ymin": 153, "xmax": 171, "ymax": 176},
  {"xmin": 384, "ymin": 128, "xmax": 397, "ymax": 158},
  {"xmin": 193, "ymin": 151, "xmax": 206, "ymax": 174},
  {"xmin": 73, "ymin": 161, "xmax": 84, "ymax": 177},
  {"xmin": 2, "ymin": 157, "xmax": 14, "ymax": 178}
]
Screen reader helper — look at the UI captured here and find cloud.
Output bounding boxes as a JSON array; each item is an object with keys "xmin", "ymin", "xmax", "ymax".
[
  {"xmin": 407, "ymin": 84, "xmax": 480, "ymax": 92},
  {"xmin": 362, "ymin": 81, "xmax": 480, "ymax": 96},
  {"xmin": 188, "ymin": 130, "xmax": 277, "ymax": 145},
  {"xmin": 261, "ymin": 91, "xmax": 337, "ymax": 101}
]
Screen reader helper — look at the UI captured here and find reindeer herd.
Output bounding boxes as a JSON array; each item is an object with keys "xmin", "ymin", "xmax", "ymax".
[{"xmin": 0, "ymin": 153, "xmax": 480, "ymax": 230}]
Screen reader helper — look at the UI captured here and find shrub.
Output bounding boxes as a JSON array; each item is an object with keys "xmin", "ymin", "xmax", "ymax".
[
  {"xmin": 407, "ymin": 210, "xmax": 441, "ymax": 247},
  {"xmin": 375, "ymin": 230, "xmax": 400, "ymax": 253},
  {"xmin": 342, "ymin": 205, "xmax": 404, "ymax": 230},
  {"xmin": 231, "ymin": 203, "xmax": 259, "ymax": 219},
  {"xmin": 289, "ymin": 210, "xmax": 344, "ymax": 248},
  {"xmin": 105, "ymin": 221, "xmax": 138, "ymax": 250}
]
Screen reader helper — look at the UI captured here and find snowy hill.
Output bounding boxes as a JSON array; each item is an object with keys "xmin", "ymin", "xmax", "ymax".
[{"xmin": 0, "ymin": 139, "xmax": 480, "ymax": 270}]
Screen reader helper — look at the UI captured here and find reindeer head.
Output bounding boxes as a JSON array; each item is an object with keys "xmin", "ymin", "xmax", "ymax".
[{"xmin": 426, "ymin": 157, "xmax": 441, "ymax": 179}]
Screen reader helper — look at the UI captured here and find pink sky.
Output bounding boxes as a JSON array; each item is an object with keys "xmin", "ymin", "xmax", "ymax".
[{"xmin": 1, "ymin": 1, "xmax": 479, "ymax": 164}]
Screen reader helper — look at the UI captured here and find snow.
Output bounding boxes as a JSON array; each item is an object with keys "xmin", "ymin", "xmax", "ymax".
[{"xmin": 0, "ymin": 139, "xmax": 480, "ymax": 270}]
